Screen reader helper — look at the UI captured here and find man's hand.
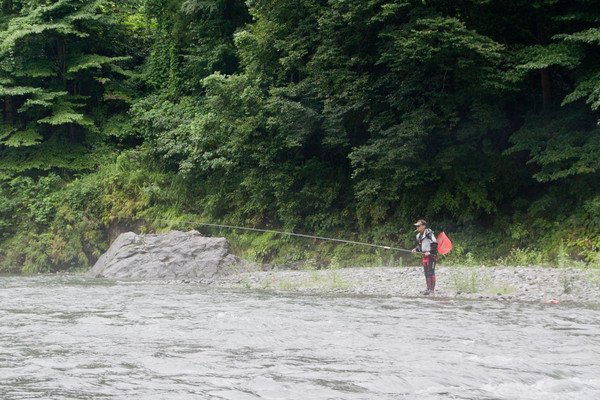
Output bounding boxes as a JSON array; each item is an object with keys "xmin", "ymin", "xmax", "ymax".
[
  {"xmin": 424, "ymin": 251, "xmax": 430, "ymax": 256},
  {"xmin": 411, "ymin": 248, "xmax": 416, "ymax": 253}
]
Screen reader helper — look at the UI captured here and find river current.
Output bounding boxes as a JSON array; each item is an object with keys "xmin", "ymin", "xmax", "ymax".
[{"xmin": 1, "ymin": 275, "xmax": 599, "ymax": 399}]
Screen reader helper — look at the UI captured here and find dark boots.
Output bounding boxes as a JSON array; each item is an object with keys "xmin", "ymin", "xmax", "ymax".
[
  {"xmin": 422, "ymin": 256, "xmax": 437, "ymax": 295},
  {"xmin": 423, "ymin": 275, "xmax": 436, "ymax": 295}
]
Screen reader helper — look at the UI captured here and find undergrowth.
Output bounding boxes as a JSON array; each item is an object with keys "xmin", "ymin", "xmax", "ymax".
[{"xmin": 1, "ymin": 151, "xmax": 599, "ymax": 274}]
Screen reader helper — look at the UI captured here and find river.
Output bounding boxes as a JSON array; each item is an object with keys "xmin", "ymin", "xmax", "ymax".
[{"xmin": 1, "ymin": 275, "xmax": 599, "ymax": 399}]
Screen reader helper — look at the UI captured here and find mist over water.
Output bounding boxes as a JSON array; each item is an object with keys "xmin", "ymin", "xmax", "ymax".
[{"xmin": 1, "ymin": 275, "xmax": 599, "ymax": 400}]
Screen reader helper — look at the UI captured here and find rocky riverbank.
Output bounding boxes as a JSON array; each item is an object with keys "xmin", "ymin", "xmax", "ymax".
[
  {"xmin": 187, "ymin": 265, "xmax": 600, "ymax": 304},
  {"xmin": 90, "ymin": 231, "xmax": 600, "ymax": 304}
]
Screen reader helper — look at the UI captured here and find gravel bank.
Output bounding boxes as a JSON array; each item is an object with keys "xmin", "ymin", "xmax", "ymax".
[{"xmin": 188, "ymin": 265, "xmax": 600, "ymax": 304}]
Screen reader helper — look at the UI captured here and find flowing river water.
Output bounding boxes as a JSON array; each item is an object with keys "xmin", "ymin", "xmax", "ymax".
[{"xmin": 1, "ymin": 275, "xmax": 600, "ymax": 400}]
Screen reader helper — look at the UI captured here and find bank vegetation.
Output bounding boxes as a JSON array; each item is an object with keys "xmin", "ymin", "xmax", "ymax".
[{"xmin": 1, "ymin": 0, "xmax": 600, "ymax": 273}]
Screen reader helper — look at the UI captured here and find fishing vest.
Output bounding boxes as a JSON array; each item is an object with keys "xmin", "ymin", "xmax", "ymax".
[{"xmin": 416, "ymin": 228, "xmax": 437, "ymax": 253}]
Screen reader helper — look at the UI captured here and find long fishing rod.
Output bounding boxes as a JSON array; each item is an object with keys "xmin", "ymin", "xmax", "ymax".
[{"xmin": 133, "ymin": 217, "xmax": 422, "ymax": 254}]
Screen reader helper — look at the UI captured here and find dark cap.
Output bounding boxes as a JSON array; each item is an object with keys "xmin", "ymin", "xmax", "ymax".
[{"xmin": 413, "ymin": 219, "xmax": 426, "ymax": 226}]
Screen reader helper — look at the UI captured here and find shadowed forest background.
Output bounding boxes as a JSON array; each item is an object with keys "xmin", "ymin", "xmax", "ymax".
[{"xmin": 1, "ymin": 0, "xmax": 600, "ymax": 273}]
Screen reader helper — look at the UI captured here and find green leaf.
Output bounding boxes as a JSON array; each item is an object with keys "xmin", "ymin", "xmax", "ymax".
[
  {"xmin": 67, "ymin": 55, "xmax": 131, "ymax": 75},
  {"xmin": 0, "ymin": 124, "xmax": 16, "ymax": 140},
  {"xmin": 0, "ymin": 86, "xmax": 42, "ymax": 96},
  {"xmin": 17, "ymin": 91, "xmax": 68, "ymax": 113},
  {"xmin": 36, "ymin": 97, "xmax": 94, "ymax": 127},
  {"xmin": 37, "ymin": 111, "xmax": 94, "ymax": 127},
  {"xmin": 555, "ymin": 28, "xmax": 600, "ymax": 45},
  {"xmin": 562, "ymin": 71, "xmax": 600, "ymax": 110},
  {"xmin": 13, "ymin": 61, "xmax": 56, "ymax": 78},
  {"xmin": 1, "ymin": 127, "xmax": 43, "ymax": 147},
  {"xmin": 0, "ymin": 24, "xmax": 82, "ymax": 55},
  {"xmin": 0, "ymin": 136, "xmax": 98, "ymax": 172},
  {"xmin": 66, "ymin": 0, "xmax": 104, "ymax": 23},
  {"xmin": 516, "ymin": 43, "xmax": 580, "ymax": 71}
]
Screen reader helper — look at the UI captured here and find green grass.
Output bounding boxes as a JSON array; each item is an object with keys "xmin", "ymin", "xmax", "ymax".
[
  {"xmin": 448, "ymin": 266, "xmax": 492, "ymax": 294},
  {"xmin": 276, "ymin": 278, "xmax": 298, "ymax": 291}
]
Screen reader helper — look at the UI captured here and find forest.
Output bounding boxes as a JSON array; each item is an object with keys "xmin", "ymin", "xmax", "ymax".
[{"xmin": 1, "ymin": 0, "xmax": 600, "ymax": 273}]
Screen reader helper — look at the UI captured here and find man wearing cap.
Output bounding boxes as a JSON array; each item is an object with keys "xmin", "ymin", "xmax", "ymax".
[{"xmin": 412, "ymin": 219, "xmax": 438, "ymax": 295}]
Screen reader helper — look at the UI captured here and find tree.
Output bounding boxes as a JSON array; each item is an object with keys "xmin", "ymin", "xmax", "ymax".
[
  {"xmin": 143, "ymin": 0, "xmax": 250, "ymax": 95},
  {"xmin": 504, "ymin": 1, "xmax": 600, "ymax": 183},
  {"xmin": 350, "ymin": 11, "xmax": 514, "ymax": 225},
  {"xmin": 0, "ymin": 0, "xmax": 132, "ymax": 175}
]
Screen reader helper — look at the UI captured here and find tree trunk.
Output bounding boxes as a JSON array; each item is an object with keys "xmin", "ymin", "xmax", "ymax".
[
  {"xmin": 536, "ymin": 7, "xmax": 551, "ymax": 109},
  {"xmin": 69, "ymin": 123, "xmax": 77, "ymax": 143},
  {"xmin": 540, "ymin": 68, "xmax": 552, "ymax": 108},
  {"xmin": 56, "ymin": 37, "xmax": 67, "ymax": 87},
  {"xmin": 4, "ymin": 96, "xmax": 13, "ymax": 124}
]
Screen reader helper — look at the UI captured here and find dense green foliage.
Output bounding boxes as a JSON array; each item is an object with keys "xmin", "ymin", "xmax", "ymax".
[
  {"xmin": 0, "ymin": 0, "xmax": 137, "ymax": 175},
  {"xmin": 2, "ymin": 0, "xmax": 600, "ymax": 273}
]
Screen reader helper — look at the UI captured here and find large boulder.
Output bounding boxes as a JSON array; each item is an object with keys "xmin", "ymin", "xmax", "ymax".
[{"xmin": 88, "ymin": 230, "xmax": 258, "ymax": 279}]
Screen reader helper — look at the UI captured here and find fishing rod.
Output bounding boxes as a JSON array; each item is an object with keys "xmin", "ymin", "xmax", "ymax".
[{"xmin": 132, "ymin": 217, "xmax": 423, "ymax": 254}]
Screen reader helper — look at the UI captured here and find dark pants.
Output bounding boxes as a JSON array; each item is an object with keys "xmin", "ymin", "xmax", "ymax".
[{"xmin": 422, "ymin": 255, "xmax": 437, "ymax": 292}]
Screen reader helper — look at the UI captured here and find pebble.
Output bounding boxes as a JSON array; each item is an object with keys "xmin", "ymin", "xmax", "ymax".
[{"xmin": 190, "ymin": 265, "xmax": 600, "ymax": 305}]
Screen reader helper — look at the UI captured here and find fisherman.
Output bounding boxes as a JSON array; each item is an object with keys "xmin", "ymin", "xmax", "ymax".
[{"xmin": 411, "ymin": 219, "xmax": 438, "ymax": 295}]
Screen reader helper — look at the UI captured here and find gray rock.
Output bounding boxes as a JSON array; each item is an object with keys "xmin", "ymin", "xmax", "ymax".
[{"xmin": 88, "ymin": 230, "xmax": 258, "ymax": 280}]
